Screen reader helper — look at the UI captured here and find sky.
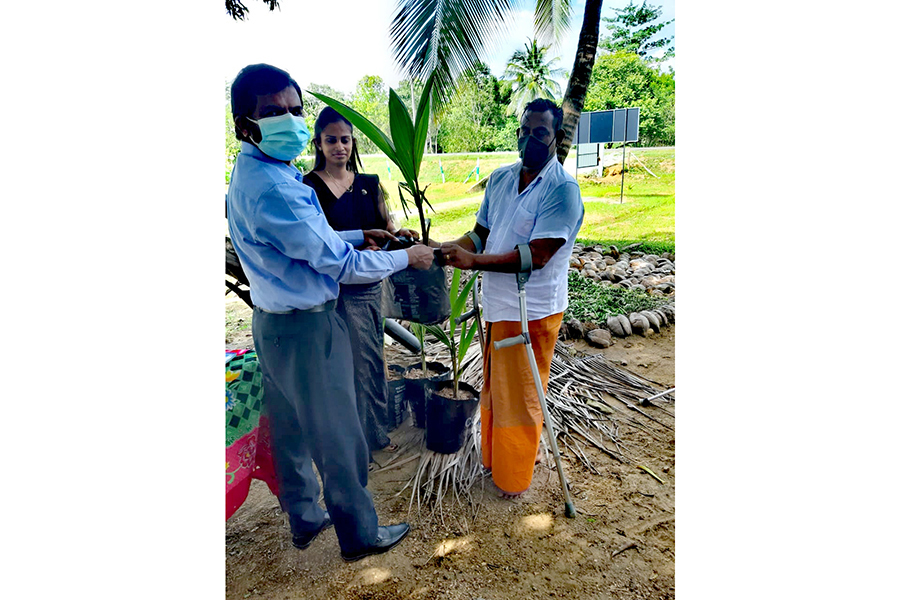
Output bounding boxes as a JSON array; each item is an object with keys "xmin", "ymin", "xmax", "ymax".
[{"xmin": 223, "ymin": 0, "xmax": 676, "ymax": 95}]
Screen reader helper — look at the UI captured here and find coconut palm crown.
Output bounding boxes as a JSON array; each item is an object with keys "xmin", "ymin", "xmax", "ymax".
[
  {"xmin": 502, "ymin": 38, "xmax": 565, "ymax": 117},
  {"xmin": 389, "ymin": 0, "xmax": 606, "ymax": 163}
]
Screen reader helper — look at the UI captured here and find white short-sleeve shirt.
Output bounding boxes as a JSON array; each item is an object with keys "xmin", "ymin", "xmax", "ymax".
[{"xmin": 475, "ymin": 158, "xmax": 584, "ymax": 323}]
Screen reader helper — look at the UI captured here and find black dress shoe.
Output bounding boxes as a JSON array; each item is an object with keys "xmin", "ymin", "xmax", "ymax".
[
  {"xmin": 291, "ymin": 512, "xmax": 333, "ymax": 550},
  {"xmin": 340, "ymin": 523, "xmax": 410, "ymax": 562}
]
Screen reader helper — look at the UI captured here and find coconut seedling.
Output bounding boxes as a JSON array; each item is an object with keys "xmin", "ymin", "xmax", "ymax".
[
  {"xmin": 422, "ymin": 269, "xmax": 480, "ymax": 397},
  {"xmin": 308, "ymin": 73, "xmax": 437, "ymax": 244},
  {"xmin": 409, "ymin": 321, "xmax": 428, "ymax": 376}
]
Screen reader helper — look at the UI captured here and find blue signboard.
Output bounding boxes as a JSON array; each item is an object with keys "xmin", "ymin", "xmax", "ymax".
[
  {"xmin": 576, "ymin": 108, "xmax": 640, "ymax": 144},
  {"xmin": 625, "ymin": 108, "xmax": 639, "ymax": 143},
  {"xmin": 590, "ymin": 112, "xmax": 614, "ymax": 144},
  {"xmin": 611, "ymin": 110, "xmax": 626, "ymax": 144}
]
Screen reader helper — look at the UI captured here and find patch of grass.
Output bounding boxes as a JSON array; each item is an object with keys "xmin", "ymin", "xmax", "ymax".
[
  {"xmin": 360, "ymin": 152, "xmax": 518, "ymax": 210},
  {"xmin": 578, "ymin": 195, "xmax": 674, "ymax": 247},
  {"xmin": 578, "ymin": 239, "xmax": 674, "ymax": 255},
  {"xmin": 399, "ymin": 201, "xmax": 480, "ymax": 241},
  {"xmin": 576, "ymin": 148, "xmax": 675, "ymax": 246},
  {"xmin": 565, "ymin": 271, "xmax": 670, "ymax": 324},
  {"xmin": 387, "ymin": 148, "xmax": 674, "ymax": 246}
]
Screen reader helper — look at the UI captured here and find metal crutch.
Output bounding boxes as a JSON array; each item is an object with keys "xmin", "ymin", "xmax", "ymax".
[{"xmin": 493, "ymin": 245, "xmax": 577, "ymax": 518}]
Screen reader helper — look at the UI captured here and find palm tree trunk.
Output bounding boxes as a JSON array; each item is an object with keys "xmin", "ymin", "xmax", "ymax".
[{"xmin": 557, "ymin": 0, "xmax": 604, "ymax": 164}]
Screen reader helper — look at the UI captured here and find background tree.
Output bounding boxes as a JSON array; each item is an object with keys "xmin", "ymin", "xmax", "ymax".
[
  {"xmin": 302, "ymin": 82, "xmax": 350, "ymax": 137},
  {"xmin": 350, "ymin": 75, "xmax": 390, "ymax": 154},
  {"xmin": 583, "ymin": 51, "xmax": 674, "ymax": 146},
  {"xmin": 225, "ymin": 83, "xmax": 241, "ymax": 183},
  {"xmin": 395, "ymin": 77, "xmax": 441, "ymax": 154},
  {"xmin": 502, "ymin": 38, "xmax": 564, "ymax": 117},
  {"xmin": 226, "ymin": 0, "xmax": 279, "ymax": 20},
  {"xmin": 434, "ymin": 64, "xmax": 513, "ymax": 152},
  {"xmin": 598, "ymin": 0, "xmax": 673, "ymax": 60}
]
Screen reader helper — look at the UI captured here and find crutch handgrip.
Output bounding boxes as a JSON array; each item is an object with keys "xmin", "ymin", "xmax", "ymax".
[
  {"xmin": 455, "ymin": 308, "xmax": 477, "ymax": 325},
  {"xmin": 493, "ymin": 334, "xmax": 525, "ymax": 349}
]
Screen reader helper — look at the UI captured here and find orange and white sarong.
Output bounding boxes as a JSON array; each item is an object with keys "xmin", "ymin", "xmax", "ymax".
[{"xmin": 481, "ymin": 312, "xmax": 563, "ymax": 494}]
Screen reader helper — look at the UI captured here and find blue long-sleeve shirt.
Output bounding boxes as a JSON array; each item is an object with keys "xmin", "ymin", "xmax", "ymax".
[{"xmin": 226, "ymin": 142, "xmax": 409, "ymax": 312}]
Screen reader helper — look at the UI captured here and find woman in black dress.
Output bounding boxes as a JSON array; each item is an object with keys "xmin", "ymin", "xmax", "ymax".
[{"xmin": 303, "ymin": 107, "xmax": 418, "ymax": 459}]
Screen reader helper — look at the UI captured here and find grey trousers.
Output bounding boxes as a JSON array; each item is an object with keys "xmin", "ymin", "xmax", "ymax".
[
  {"xmin": 252, "ymin": 306, "xmax": 378, "ymax": 554},
  {"xmin": 336, "ymin": 282, "xmax": 391, "ymax": 453}
]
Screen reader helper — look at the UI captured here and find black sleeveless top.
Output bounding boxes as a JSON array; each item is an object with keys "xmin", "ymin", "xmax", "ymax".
[{"xmin": 302, "ymin": 172, "xmax": 387, "ymax": 234}]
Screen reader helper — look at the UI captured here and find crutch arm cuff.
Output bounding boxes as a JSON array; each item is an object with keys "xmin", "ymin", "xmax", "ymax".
[
  {"xmin": 516, "ymin": 243, "xmax": 533, "ymax": 273},
  {"xmin": 465, "ymin": 231, "xmax": 484, "ymax": 254}
]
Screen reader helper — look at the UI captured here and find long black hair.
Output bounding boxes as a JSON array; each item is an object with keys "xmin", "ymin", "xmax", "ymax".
[{"xmin": 313, "ymin": 107, "xmax": 364, "ymax": 173}]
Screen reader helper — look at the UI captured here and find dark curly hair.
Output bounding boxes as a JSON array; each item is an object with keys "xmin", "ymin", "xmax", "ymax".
[{"xmin": 522, "ymin": 98, "xmax": 563, "ymax": 132}]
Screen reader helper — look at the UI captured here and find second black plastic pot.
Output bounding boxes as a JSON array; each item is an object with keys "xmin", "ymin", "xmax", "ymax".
[
  {"xmin": 403, "ymin": 361, "xmax": 451, "ymax": 428},
  {"xmin": 385, "ymin": 364, "xmax": 408, "ymax": 431},
  {"xmin": 425, "ymin": 380, "xmax": 480, "ymax": 454}
]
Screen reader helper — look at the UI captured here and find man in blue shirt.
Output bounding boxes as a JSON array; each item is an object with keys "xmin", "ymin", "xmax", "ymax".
[{"xmin": 227, "ymin": 64, "xmax": 433, "ymax": 561}]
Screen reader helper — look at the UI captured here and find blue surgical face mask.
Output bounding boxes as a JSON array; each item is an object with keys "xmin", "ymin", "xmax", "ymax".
[{"xmin": 248, "ymin": 113, "xmax": 310, "ymax": 162}]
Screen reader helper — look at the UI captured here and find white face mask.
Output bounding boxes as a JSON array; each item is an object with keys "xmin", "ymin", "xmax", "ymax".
[{"xmin": 248, "ymin": 113, "xmax": 311, "ymax": 162}]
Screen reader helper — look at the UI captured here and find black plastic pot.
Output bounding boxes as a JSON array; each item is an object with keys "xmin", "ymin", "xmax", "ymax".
[
  {"xmin": 381, "ymin": 263, "xmax": 450, "ymax": 325},
  {"xmin": 385, "ymin": 364, "xmax": 408, "ymax": 431},
  {"xmin": 425, "ymin": 381, "xmax": 480, "ymax": 454},
  {"xmin": 403, "ymin": 361, "xmax": 451, "ymax": 429}
]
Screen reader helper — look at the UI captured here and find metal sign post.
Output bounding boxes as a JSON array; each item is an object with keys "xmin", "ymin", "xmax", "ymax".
[
  {"xmin": 620, "ymin": 110, "xmax": 628, "ymax": 204},
  {"xmin": 575, "ymin": 107, "xmax": 640, "ymax": 196}
]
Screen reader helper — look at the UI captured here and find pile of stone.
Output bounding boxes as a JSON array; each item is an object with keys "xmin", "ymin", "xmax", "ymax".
[
  {"xmin": 563, "ymin": 243, "xmax": 676, "ymax": 347},
  {"xmin": 569, "ymin": 242, "xmax": 675, "ymax": 297},
  {"xmin": 561, "ymin": 303, "xmax": 675, "ymax": 348}
]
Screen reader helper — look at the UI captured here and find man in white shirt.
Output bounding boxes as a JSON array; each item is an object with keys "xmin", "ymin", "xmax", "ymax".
[{"xmin": 439, "ymin": 99, "xmax": 584, "ymax": 498}]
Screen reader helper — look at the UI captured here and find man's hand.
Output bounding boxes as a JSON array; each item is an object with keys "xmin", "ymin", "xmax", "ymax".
[
  {"xmin": 394, "ymin": 227, "xmax": 419, "ymax": 241},
  {"xmin": 405, "ymin": 244, "xmax": 435, "ymax": 270},
  {"xmin": 363, "ymin": 229, "xmax": 399, "ymax": 247},
  {"xmin": 440, "ymin": 242, "xmax": 477, "ymax": 270}
]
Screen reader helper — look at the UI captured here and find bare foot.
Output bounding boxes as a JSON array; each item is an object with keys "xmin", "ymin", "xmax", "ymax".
[{"xmin": 499, "ymin": 489, "xmax": 527, "ymax": 499}]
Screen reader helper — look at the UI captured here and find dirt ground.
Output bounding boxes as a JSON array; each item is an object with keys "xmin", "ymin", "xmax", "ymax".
[{"xmin": 226, "ymin": 298, "xmax": 675, "ymax": 599}]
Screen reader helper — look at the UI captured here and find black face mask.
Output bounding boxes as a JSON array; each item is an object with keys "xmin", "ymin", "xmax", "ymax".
[{"xmin": 518, "ymin": 134, "xmax": 553, "ymax": 170}]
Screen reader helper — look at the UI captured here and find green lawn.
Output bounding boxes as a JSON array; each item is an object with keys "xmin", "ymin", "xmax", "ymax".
[
  {"xmin": 365, "ymin": 148, "xmax": 675, "ymax": 252},
  {"xmin": 359, "ymin": 152, "xmax": 519, "ymax": 207}
]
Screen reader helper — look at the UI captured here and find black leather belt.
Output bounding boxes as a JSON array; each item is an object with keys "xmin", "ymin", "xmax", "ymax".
[{"xmin": 256, "ymin": 299, "xmax": 336, "ymax": 315}]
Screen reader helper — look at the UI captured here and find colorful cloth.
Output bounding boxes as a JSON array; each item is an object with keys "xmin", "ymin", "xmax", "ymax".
[
  {"xmin": 481, "ymin": 312, "xmax": 564, "ymax": 494},
  {"xmin": 226, "ymin": 351, "xmax": 278, "ymax": 520}
]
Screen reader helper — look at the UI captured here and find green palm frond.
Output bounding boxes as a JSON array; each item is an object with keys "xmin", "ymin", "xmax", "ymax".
[
  {"xmin": 412, "ymin": 74, "xmax": 435, "ymax": 178},
  {"xmin": 390, "ymin": 0, "xmax": 524, "ymax": 109},
  {"xmin": 534, "ymin": 0, "xmax": 573, "ymax": 47},
  {"xmin": 423, "ymin": 323, "xmax": 452, "ymax": 348},
  {"xmin": 503, "ymin": 38, "xmax": 565, "ymax": 116}
]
